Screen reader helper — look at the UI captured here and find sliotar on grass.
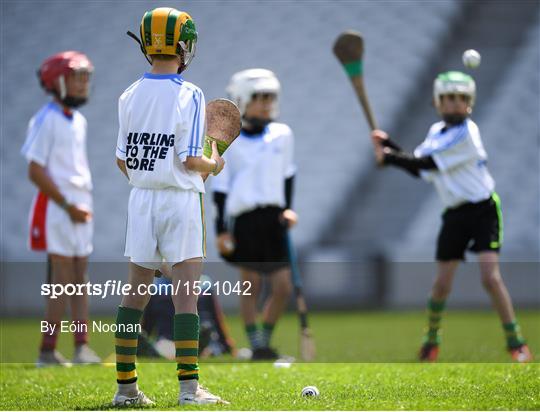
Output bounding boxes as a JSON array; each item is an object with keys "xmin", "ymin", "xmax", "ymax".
[{"xmin": 1, "ymin": 362, "xmax": 538, "ymax": 410}]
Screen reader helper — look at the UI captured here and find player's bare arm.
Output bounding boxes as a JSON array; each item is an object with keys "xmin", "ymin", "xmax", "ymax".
[
  {"xmin": 28, "ymin": 161, "xmax": 91, "ymax": 223},
  {"xmin": 116, "ymin": 157, "xmax": 128, "ymax": 179},
  {"xmin": 184, "ymin": 141, "xmax": 225, "ymax": 175}
]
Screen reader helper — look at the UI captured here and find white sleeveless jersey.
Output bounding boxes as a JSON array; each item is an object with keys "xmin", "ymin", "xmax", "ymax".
[
  {"xmin": 116, "ymin": 73, "xmax": 205, "ymax": 192},
  {"xmin": 211, "ymin": 122, "xmax": 296, "ymax": 217},
  {"xmin": 414, "ymin": 119, "xmax": 495, "ymax": 208},
  {"xmin": 21, "ymin": 101, "xmax": 92, "ymax": 192}
]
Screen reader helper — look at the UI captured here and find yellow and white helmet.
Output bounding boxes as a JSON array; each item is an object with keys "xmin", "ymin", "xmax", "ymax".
[
  {"xmin": 128, "ymin": 7, "xmax": 197, "ymax": 72},
  {"xmin": 226, "ymin": 68, "xmax": 281, "ymax": 118}
]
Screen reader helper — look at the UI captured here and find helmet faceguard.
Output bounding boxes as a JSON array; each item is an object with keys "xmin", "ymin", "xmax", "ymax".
[
  {"xmin": 226, "ymin": 69, "xmax": 281, "ymax": 126},
  {"xmin": 128, "ymin": 7, "xmax": 198, "ymax": 74},
  {"xmin": 433, "ymin": 71, "xmax": 476, "ymax": 108},
  {"xmin": 177, "ymin": 19, "xmax": 197, "ymax": 71}
]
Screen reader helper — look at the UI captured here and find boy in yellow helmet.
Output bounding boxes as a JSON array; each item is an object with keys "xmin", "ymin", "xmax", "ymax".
[{"xmin": 112, "ymin": 7, "xmax": 228, "ymax": 406}]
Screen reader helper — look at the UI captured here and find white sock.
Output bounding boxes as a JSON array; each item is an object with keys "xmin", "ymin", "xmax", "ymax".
[
  {"xmin": 180, "ymin": 379, "xmax": 198, "ymax": 394},
  {"xmin": 117, "ymin": 382, "xmax": 138, "ymax": 397}
]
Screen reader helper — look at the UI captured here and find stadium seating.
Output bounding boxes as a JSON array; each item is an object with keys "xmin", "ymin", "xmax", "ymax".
[
  {"xmin": 1, "ymin": 1, "xmax": 537, "ymax": 312},
  {"xmin": 2, "ymin": 0, "xmax": 460, "ymax": 261}
]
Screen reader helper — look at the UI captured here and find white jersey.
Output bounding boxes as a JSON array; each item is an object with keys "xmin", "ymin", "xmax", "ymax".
[
  {"xmin": 414, "ymin": 119, "xmax": 495, "ymax": 208},
  {"xmin": 21, "ymin": 101, "xmax": 92, "ymax": 192},
  {"xmin": 116, "ymin": 72, "xmax": 205, "ymax": 193},
  {"xmin": 211, "ymin": 122, "xmax": 296, "ymax": 217}
]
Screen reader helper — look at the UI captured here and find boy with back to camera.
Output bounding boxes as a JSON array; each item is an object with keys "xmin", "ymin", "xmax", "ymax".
[{"xmin": 112, "ymin": 7, "xmax": 227, "ymax": 406}]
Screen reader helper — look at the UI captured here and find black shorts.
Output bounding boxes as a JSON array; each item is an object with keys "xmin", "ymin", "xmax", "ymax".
[
  {"xmin": 436, "ymin": 193, "xmax": 503, "ymax": 261},
  {"xmin": 223, "ymin": 206, "xmax": 290, "ymax": 274}
]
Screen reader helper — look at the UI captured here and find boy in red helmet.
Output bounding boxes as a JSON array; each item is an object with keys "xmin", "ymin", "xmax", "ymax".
[{"xmin": 21, "ymin": 51, "xmax": 100, "ymax": 366}]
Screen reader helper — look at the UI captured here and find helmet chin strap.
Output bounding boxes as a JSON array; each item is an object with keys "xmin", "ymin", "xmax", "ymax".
[
  {"xmin": 57, "ymin": 75, "xmax": 67, "ymax": 99},
  {"xmin": 243, "ymin": 117, "xmax": 271, "ymax": 134},
  {"xmin": 442, "ymin": 113, "xmax": 467, "ymax": 125},
  {"xmin": 177, "ymin": 54, "xmax": 184, "ymax": 74},
  {"xmin": 54, "ymin": 74, "xmax": 88, "ymax": 108},
  {"xmin": 127, "ymin": 31, "xmax": 152, "ymax": 65},
  {"xmin": 62, "ymin": 96, "xmax": 88, "ymax": 108}
]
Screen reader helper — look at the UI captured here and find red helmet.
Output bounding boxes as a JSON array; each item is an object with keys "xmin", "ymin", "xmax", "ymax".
[{"xmin": 38, "ymin": 51, "xmax": 93, "ymax": 97}]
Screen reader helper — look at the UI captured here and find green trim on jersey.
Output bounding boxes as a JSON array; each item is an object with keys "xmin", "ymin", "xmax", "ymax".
[
  {"xmin": 199, "ymin": 193, "xmax": 207, "ymax": 258},
  {"xmin": 490, "ymin": 192, "xmax": 503, "ymax": 249}
]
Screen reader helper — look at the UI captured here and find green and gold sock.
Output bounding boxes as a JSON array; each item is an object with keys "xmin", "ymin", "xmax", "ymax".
[
  {"xmin": 115, "ymin": 306, "xmax": 142, "ymax": 384},
  {"xmin": 245, "ymin": 323, "xmax": 262, "ymax": 350},
  {"xmin": 260, "ymin": 322, "xmax": 275, "ymax": 348},
  {"xmin": 175, "ymin": 313, "xmax": 199, "ymax": 381},
  {"xmin": 424, "ymin": 298, "xmax": 446, "ymax": 345},
  {"xmin": 503, "ymin": 321, "xmax": 526, "ymax": 349}
]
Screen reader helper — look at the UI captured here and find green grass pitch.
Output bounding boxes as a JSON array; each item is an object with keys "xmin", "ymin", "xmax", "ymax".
[{"xmin": 1, "ymin": 310, "xmax": 539, "ymax": 410}]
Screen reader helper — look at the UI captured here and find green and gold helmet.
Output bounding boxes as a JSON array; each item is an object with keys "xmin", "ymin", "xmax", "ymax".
[
  {"xmin": 433, "ymin": 71, "xmax": 476, "ymax": 107},
  {"xmin": 129, "ymin": 7, "xmax": 197, "ymax": 72}
]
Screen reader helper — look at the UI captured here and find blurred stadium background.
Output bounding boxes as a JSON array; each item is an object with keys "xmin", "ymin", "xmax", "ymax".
[{"xmin": 1, "ymin": 0, "xmax": 539, "ymax": 315}]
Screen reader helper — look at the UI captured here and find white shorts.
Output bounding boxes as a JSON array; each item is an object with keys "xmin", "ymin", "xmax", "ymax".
[
  {"xmin": 125, "ymin": 187, "xmax": 206, "ymax": 270},
  {"xmin": 28, "ymin": 188, "xmax": 93, "ymax": 257}
]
